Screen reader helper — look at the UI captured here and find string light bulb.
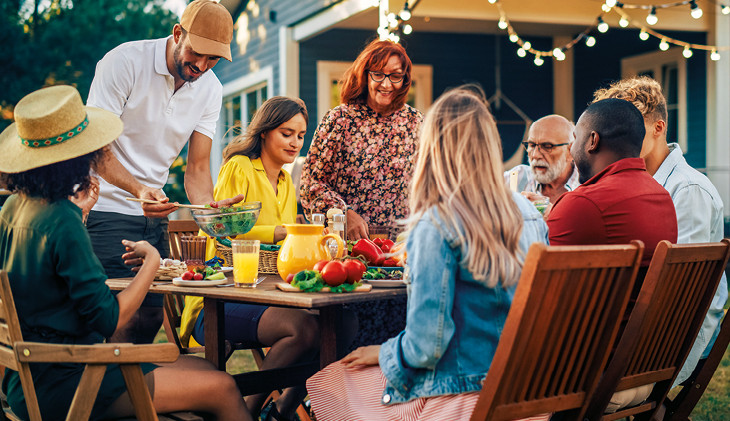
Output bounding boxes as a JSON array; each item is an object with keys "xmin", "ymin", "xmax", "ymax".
[
  {"xmin": 498, "ymin": 17, "xmax": 508, "ymax": 30},
  {"xmin": 639, "ymin": 29, "xmax": 649, "ymax": 41},
  {"xmin": 597, "ymin": 17, "xmax": 609, "ymax": 33},
  {"xmin": 387, "ymin": 13, "xmax": 398, "ymax": 28},
  {"xmin": 659, "ymin": 38, "xmax": 670, "ymax": 51},
  {"xmin": 509, "ymin": 33, "xmax": 519, "ymax": 43},
  {"xmin": 683, "ymin": 45, "xmax": 693, "ymax": 58},
  {"xmin": 711, "ymin": 49, "xmax": 721, "ymax": 61},
  {"xmin": 646, "ymin": 7, "xmax": 658, "ymax": 25},
  {"xmin": 690, "ymin": 1, "xmax": 703, "ymax": 19},
  {"xmin": 403, "ymin": 24, "xmax": 412, "ymax": 35},
  {"xmin": 619, "ymin": 16, "xmax": 629, "ymax": 27},
  {"xmin": 400, "ymin": 3, "xmax": 411, "ymax": 21},
  {"xmin": 517, "ymin": 48, "xmax": 527, "ymax": 58},
  {"xmin": 522, "ymin": 41, "xmax": 532, "ymax": 50},
  {"xmin": 488, "ymin": 0, "xmax": 497, "ymax": 3},
  {"xmin": 586, "ymin": 36, "xmax": 596, "ymax": 47},
  {"xmin": 723, "ymin": 5, "xmax": 730, "ymax": 15},
  {"xmin": 389, "ymin": 33, "xmax": 400, "ymax": 43},
  {"xmin": 553, "ymin": 48, "xmax": 566, "ymax": 61},
  {"xmin": 605, "ymin": 0, "xmax": 617, "ymax": 8},
  {"xmin": 602, "ymin": 4, "xmax": 612, "ymax": 12},
  {"xmin": 534, "ymin": 55, "xmax": 544, "ymax": 66}
]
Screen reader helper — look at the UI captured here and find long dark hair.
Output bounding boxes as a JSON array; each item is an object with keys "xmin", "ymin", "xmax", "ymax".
[
  {"xmin": 222, "ymin": 96, "xmax": 308, "ymax": 163},
  {"xmin": 1, "ymin": 148, "xmax": 105, "ymax": 202}
]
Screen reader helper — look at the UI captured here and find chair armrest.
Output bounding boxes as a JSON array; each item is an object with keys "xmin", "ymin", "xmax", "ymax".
[{"xmin": 14, "ymin": 342, "xmax": 179, "ymax": 364}]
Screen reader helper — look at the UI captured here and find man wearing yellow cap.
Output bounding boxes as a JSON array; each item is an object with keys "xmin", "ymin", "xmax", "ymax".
[{"xmin": 86, "ymin": 0, "xmax": 239, "ymax": 344}]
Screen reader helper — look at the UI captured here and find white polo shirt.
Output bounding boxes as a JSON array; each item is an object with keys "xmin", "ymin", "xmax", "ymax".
[{"xmin": 88, "ymin": 36, "xmax": 222, "ymax": 215}]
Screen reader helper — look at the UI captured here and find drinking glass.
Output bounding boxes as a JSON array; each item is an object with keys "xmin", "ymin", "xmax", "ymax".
[
  {"xmin": 232, "ymin": 239, "xmax": 260, "ymax": 288},
  {"xmin": 180, "ymin": 235, "xmax": 207, "ymax": 272}
]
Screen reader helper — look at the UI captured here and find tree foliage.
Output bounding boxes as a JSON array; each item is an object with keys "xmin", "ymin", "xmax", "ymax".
[{"xmin": 0, "ymin": 0, "xmax": 179, "ymax": 130}]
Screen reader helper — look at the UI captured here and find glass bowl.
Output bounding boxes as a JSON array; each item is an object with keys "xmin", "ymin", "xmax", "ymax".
[{"xmin": 191, "ymin": 202, "xmax": 261, "ymax": 238}]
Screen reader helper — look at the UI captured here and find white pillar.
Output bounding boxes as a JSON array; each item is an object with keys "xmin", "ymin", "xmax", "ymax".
[
  {"xmin": 279, "ymin": 26, "xmax": 299, "ymax": 97},
  {"xmin": 706, "ymin": 9, "xmax": 730, "ymax": 218},
  {"xmin": 553, "ymin": 36, "xmax": 574, "ymax": 120}
]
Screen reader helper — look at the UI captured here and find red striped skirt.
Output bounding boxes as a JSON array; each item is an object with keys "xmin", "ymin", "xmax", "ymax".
[{"xmin": 307, "ymin": 361, "xmax": 551, "ymax": 421}]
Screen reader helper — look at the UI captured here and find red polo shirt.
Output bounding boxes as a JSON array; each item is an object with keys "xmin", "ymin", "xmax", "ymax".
[{"xmin": 547, "ymin": 158, "xmax": 677, "ymax": 266}]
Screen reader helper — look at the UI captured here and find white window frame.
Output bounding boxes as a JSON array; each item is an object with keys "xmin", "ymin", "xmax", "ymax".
[
  {"xmin": 622, "ymin": 48, "xmax": 688, "ymax": 151},
  {"xmin": 212, "ymin": 66, "xmax": 274, "ymax": 180},
  {"xmin": 316, "ymin": 60, "xmax": 433, "ymax": 122}
]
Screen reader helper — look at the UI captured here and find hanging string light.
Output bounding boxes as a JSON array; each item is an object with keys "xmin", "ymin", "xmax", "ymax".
[
  {"xmin": 377, "ymin": 0, "xmax": 420, "ymax": 43},
  {"xmin": 723, "ymin": 5, "xmax": 730, "ymax": 14},
  {"xmin": 646, "ymin": 7, "xmax": 658, "ymax": 25},
  {"xmin": 690, "ymin": 0, "xmax": 703, "ymax": 18},
  {"xmin": 485, "ymin": 0, "xmax": 728, "ymax": 67}
]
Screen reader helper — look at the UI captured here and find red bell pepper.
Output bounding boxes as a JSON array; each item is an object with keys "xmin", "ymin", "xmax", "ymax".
[{"xmin": 351, "ymin": 238, "xmax": 385, "ymax": 266}]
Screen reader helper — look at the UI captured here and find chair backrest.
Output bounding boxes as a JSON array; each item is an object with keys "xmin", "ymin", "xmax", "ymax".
[
  {"xmin": 167, "ymin": 219, "xmax": 200, "ymax": 260},
  {"xmin": 0, "ymin": 271, "xmax": 41, "ymax": 420},
  {"xmin": 583, "ymin": 239, "xmax": 730, "ymax": 420},
  {"xmin": 664, "ymin": 308, "xmax": 730, "ymax": 420},
  {"xmin": 470, "ymin": 241, "xmax": 644, "ymax": 421}
]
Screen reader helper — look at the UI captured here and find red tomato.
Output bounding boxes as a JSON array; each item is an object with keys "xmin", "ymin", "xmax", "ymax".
[
  {"xmin": 380, "ymin": 239, "xmax": 394, "ymax": 252},
  {"xmin": 313, "ymin": 260, "xmax": 329, "ymax": 273},
  {"xmin": 321, "ymin": 261, "xmax": 347, "ymax": 287},
  {"xmin": 372, "ymin": 238, "xmax": 384, "ymax": 247},
  {"xmin": 181, "ymin": 271, "xmax": 194, "ymax": 280},
  {"xmin": 193, "ymin": 273, "xmax": 204, "ymax": 280},
  {"xmin": 343, "ymin": 259, "xmax": 367, "ymax": 284},
  {"xmin": 285, "ymin": 273, "xmax": 295, "ymax": 284},
  {"xmin": 382, "ymin": 258, "xmax": 398, "ymax": 267}
]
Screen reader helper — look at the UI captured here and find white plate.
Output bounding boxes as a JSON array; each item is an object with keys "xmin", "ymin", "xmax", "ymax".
[
  {"xmin": 365, "ymin": 279, "xmax": 406, "ymax": 288},
  {"xmin": 172, "ymin": 277, "xmax": 229, "ymax": 287},
  {"xmin": 220, "ymin": 267, "xmax": 233, "ymax": 273}
]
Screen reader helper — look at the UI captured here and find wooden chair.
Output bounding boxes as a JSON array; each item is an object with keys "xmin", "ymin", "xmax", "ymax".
[
  {"xmin": 582, "ymin": 240, "xmax": 730, "ymax": 421},
  {"xmin": 0, "ymin": 270, "xmax": 179, "ymax": 421},
  {"xmin": 662, "ymin": 309, "xmax": 730, "ymax": 420},
  {"xmin": 470, "ymin": 241, "xmax": 644, "ymax": 421}
]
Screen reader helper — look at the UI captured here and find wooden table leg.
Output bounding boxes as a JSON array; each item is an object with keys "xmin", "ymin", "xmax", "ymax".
[
  {"xmin": 319, "ymin": 305, "xmax": 340, "ymax": 368},
  {"xmin": 204, "ymin": 298, "xmax": 226, "ymax": 370}
]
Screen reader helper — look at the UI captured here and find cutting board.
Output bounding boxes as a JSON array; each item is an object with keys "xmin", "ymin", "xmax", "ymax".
[{"xmin": 276, "ymin": 282, "xmax": 372, "ymax": 293}]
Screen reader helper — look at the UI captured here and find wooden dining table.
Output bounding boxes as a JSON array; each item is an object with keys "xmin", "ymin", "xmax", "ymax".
[{"xmin": 106, "ymin": 274, "xmax": 406, "ymax": 392}]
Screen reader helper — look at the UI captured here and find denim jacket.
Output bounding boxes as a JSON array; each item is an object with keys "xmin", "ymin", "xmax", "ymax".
[{"xmin": 378, "ymin": 192, "xmax": 549, "ymax": 404}]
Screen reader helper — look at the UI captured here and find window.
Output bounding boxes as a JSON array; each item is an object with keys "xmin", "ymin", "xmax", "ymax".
[
  {"xmin": 220, "ymin": 83, "xmax": 268, "ymax": 149},
  {"xmin": 316, "ymin": 61, "xmax": 433, "ymax": 122},
  {"xmin": 622, "ymin": 48, "xmax": 687, "ymax": 150}
]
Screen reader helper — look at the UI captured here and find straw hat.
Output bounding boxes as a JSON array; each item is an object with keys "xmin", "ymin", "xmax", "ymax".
[{"xmin": 0, "ymin": 85, "xmax": 122, "ymax": 173}]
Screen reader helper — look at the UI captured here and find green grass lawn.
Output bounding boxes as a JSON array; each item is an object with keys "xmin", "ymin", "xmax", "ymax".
[{"xmin": 157, "ymin": 330, "xmax": 730, "ymax": 419}]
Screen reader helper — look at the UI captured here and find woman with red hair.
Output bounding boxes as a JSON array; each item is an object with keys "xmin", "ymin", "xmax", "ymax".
[
  {"xmin": 300, "ymin": 39, "xmax": 423, "ymax": 348},
  {"xmin": 300, "ymin": 39, "xmax": 422, "ymax": 240}
]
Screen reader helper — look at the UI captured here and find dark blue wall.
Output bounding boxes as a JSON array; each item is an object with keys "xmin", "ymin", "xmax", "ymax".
[
  {"xmin": 299, "ymin": 28, "xmax": 554, "ymax": 160},
  {"xmin": 573, "ymin": 28, "xmax": 707, "ymax": 168}
]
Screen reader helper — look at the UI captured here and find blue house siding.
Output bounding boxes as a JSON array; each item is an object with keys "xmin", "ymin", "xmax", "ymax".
[
  {"xmin": 573, "ymin": 28, "xmax": 707, "ymax": 168},
  {"xmin": 214, "ymin": 0, "xmax": 328, "ymax": 96},
  {"xmin": 299, "ymin": 28, "xmax": 554, "ymax": 159}
]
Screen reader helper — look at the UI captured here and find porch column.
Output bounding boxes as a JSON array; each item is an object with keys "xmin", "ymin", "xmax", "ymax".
[
  {"xmin": 706, "ymin": 10, "xmax": 730, "ymax": 219},
  {"xmin": 553, "ymin": 36, "xmax": 574, "ymax": 120},
  {"xmin": 279, "ymin": 26, "xmax": 299, "ymax": 97}
]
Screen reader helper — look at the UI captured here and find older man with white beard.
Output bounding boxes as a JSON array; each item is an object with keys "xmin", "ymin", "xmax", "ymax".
[{"xmin": 504, "ymin": 114, "xmax": 580, "ymax": 205}]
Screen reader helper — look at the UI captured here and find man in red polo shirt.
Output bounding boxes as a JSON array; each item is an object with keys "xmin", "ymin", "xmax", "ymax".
[{"xmin": 547, "ymin": 98, "xmax": 677, "ymax": 267}]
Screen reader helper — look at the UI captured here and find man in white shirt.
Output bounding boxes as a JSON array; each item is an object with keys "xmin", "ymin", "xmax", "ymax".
[
  {"xmin": 86, "ymin": 0, "xmax": 238, "ymax": 343},
  {"xmin": 593, "ymin": 76, "xmax": 728, "ymax": 388},
  {"xmin": 504, "ymin": 114, "xmax": 580, "ymax": 204}
]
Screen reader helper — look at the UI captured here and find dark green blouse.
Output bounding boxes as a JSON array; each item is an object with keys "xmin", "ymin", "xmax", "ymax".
[{"xmin": 0, "ymin": 194, "xmax": 149, "ymax": 420}]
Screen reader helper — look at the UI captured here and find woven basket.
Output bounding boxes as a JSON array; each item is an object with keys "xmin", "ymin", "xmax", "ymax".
[{"xmin": 216, "ymin": 242, "xmax": 279, "ymax": 274}]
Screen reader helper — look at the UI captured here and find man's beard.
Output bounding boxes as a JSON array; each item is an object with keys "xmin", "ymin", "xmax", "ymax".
[
  {"xmin": 173, "ymin": 42, "xmax": 203, "ymax": 83},
  {"xmin": 530, "ymin": 156, "xmax": 569, "ymax": 185}
]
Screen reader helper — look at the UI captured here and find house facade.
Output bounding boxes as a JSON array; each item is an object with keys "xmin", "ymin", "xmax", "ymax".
[{"xmin": 212, "ymin": 0, "xmax": 730, "ymax": 220}]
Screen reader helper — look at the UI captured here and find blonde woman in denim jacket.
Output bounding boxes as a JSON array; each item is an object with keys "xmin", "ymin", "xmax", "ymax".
[{"xmin": 306, "ymin": 86, "xmax": 549, "ymax": 421}]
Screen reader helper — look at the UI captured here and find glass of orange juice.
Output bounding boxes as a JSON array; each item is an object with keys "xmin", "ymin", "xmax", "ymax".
[{"xmin": 232, "ymin": 239, "xmax": 260, "ymax": 288}]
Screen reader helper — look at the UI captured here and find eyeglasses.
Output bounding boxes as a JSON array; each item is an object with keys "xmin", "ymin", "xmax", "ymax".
[
  {"xmin": 521, "ymin": 141, "xmax": 569, "ymax": 153},
  {"xmin": 368, "ymin": 71, "xmax": 405, "ymax": 84}
]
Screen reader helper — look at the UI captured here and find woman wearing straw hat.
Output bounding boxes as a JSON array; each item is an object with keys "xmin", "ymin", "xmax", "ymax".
[{"xmin": 0, "ymin": 85, "xmax": 250, "ymax": 420}]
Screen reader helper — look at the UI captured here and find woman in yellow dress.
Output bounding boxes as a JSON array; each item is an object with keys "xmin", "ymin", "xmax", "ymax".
[{"xmin": 180, "ymin": 97, "xmax": 318, "ymax": 421}]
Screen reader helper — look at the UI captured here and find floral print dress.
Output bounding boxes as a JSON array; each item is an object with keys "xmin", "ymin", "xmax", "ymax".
[
  {"xmin": 300, "ymin": 102, "xmax": 422, "ymax": 227},
  {"xmin": 300, "ymin": 101, "xmax": 422, "ymax": 348}
]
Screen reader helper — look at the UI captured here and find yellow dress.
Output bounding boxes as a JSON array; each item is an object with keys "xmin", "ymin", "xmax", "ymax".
[{"xmin": 180, "ymin": 155, "xmax": 297, "ymax": 346}]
